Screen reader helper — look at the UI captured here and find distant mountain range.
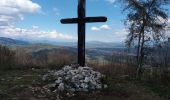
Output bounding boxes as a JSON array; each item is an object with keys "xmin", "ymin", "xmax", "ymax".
[
  {"xmin": 0, "ymin": 37, "xmax": 128, "ymax": 61},
  {"xmin": 0, "ymin": 37, "xmax": 29, "ymax": 46},
  {"xmin": 0, "ymin": 37, "xmax": 125, "ymax": 48}
]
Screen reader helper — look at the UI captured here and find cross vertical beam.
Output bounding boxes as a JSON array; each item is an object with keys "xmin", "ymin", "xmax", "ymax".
[
  {"xmin": 78, "ymin": 0, "xmax": 86, "ymax": 66},
  {"xmin": 60, "ymin": 0, "xmax": 107, "ymax": 67}
]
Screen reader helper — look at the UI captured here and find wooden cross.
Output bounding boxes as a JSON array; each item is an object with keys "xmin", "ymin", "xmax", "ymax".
[{"xmin": 60, "ymin": 0, "xmax": 107, "ymax": 67}]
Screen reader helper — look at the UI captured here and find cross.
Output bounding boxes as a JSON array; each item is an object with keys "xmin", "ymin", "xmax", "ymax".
[{"xmin": 60, "ymin": 0, "xmax": 107, "ymax": 67}]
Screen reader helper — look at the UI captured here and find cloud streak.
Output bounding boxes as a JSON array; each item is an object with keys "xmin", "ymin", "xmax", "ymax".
[
  {"xmin": 105, "ymin": 0, "xmax": 116, "ymax": 4},
  {"xmin": 0, "ymin": 0, "xmax": 76, "ymax": 42},
  {"xmin": 0, "ymin": 26, "xmax": 76, "ymax": 41},
  {"xmin": 91, "ymin": 24, "xmax": 111, "ymax": 31},
  {"xmin": 0, "ymin": 0, "xmax": 41, "ymax": 26}
]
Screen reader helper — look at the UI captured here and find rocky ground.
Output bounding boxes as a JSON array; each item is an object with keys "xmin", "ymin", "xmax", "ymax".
[
  {"xmin": 42, "ymin": 65, "xmax": 108, "ymax": 92},
  {"xmin": 0, "ymin": 66, "xmax": 170, "ymax": 100}
]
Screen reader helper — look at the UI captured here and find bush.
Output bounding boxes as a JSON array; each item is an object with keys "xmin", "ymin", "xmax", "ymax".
[
  {"xmin": 15, "ymin": 47, "xmax": 33, "ymax": 69},
  {"xmin": 14, "ymin": 47, "xmax": 77, "ymax": 69},
  {"xmin": 46, "ymin": 50, "xmax": 77, "ymax": 69},
  {"xmin": 0, "ymin": 45, "xmax": 15, "ymax": 70}
]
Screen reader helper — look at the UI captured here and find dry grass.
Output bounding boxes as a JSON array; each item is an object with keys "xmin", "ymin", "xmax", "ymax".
[
  {"xmin": 0, "ymin": 45, "xmax": 170, "ymax": 100},
  {"xmin": 0, "ymin": 67, "xmax": 169, "ymax": 100},
  {"xmin": 14, "ymin": 47, "xmax": 77, "ymax": 69}
]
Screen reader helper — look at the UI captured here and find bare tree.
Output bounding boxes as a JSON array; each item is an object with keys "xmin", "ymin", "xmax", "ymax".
[
  {"xmin": 0, "ymin": 45, "xmax": 15, "ymax": 70},
  {"xmin": 122, "ymin": 0, "xmax": 169, "ymax": 79}
]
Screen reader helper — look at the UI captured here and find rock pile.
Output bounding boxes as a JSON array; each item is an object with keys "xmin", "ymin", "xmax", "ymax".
[{"xmin": 42, "ymin": 65, "xmax": 107, "ymax": 92}]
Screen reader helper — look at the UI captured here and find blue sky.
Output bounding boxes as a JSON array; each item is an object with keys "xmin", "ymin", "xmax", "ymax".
[{"xmin": 0, "ymin": 0, "xmax": 169, "ymax": 43}]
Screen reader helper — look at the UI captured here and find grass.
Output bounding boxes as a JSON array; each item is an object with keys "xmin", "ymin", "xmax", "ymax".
[
  {"xmin": 0, "ymin": 68, "xmax": 47, "ymax": 100},
  {"xmin": 141, "ymin": 81, "xmax": 170, "ymax": 99},
  {"xmin": 0, "ymin": 67, "xmax": 170, "ymax": 100}
]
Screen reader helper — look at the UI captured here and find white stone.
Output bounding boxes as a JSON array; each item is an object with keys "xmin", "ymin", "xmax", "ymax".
[
  {"xmin": 69, "ymin": 88, "xmax": 75, "ymax": 92},
  {"xmin": 58, "ymin": 83, "xmax": 64, "ymax": 91},
  {"xmin": 48, "ymin": 83, "xmax": 56, "ymax": 88},
  {"xmin": 42, "ymin": 74, "xmax": 47, "ymax": 81},
  {"xmin": 81, "ymin": 83, "xmax": 88, "ymax": 89},
  {"xmin": 43, "ymin": 65, "xmax": 107, "ymax": 92},
  {"xmin": 96, "ymin": 84, "xmax": 102, "ymax": 89},
  {"xmin": 84, "ymin": 77, "xmax": 90, "ymax": 83},
  {"xmin": 65, "ymin": 76, "xmax": 70, "ymax": 80},
  {"xmin": 55, "ymin": 77, "xmax": 62, "ymax": 84},
  {"xmin": 104, "ymin": 84, "xmax": 108, "ymax": 89},
  {"xmin": 63, "ymin": 66, "xmax": 72, "ymax": 71}
]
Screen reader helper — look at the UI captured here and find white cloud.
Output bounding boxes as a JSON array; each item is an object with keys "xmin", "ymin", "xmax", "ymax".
[
  {"xmin": 0, "ymin": 0, "xmax": 41, "ymax": 26},
  {"xmin": 0, "ymin": 0, "xmax": 75, "ymax": 42},
  {"xmin": 105, "ymin": 0, "xmax": 116, "ymax": 4},
  {"xmin": 157, "ymin": 17, "xmax": 170, "ymax": 24},
  {"xmin": 0, "ymin": 0, "xmax": 41, "ymax": 13},
  {"xmin": 112, "ymin": 29, "xmax": 128, "ymax": 41},
  {"xmin": 91, "ymin": 24, "xmax": 111, "ymax": 31},
  {"xmin": 168, "ymin": 18, "xmax": 170, "ymax": 23},
  {"xmin": 90, "ymin": 0, "xmax": 116, "ymax": 4},
  {"xmin": 91, "ymin": 27, "xmax": 101, "ymax": 31},
  {"xmin": 53, "ymin": 8, "xmax": 60, "ymax": 16},
  {"xmin": 0, "ymin": 26, "xmax": 75, "ymax": 41},
  {"xmin": 32, "ymin": 25, "xmax": 39, "ymax": 29},
  {"xmin": 100, "ymin": 25, "xmax": 111, "ymax": 30}
]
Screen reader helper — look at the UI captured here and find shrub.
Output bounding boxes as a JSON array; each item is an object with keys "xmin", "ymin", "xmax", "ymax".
[
  {"xmin": 15, "ymin": 47, "xmax": 32, "ymax": 69},
  {"xmin": 14, "ymin": 47, "xmax": 77, "ymax": 69},
  {"xmin": 0, "ymin": 45, "xmax": 15, "ymax": 70},
  {"xmin": 47, "ymin": 50, "xmax": 76, "ymax": 69}
]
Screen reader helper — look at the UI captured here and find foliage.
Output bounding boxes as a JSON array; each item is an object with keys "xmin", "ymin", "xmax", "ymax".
[
  {"xmin": 14, "ymin": 47, "xmax": 77, "ymax": 69},
  {"xmin": 121, "ymin": 0, "xmax": 169, "ymax": 79},
  {"xmin": 0, "ymin": 45, "xmax": 15, "ymax": 70}
]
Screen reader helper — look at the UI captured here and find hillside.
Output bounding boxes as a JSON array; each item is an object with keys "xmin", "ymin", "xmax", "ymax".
[
  {"xmin": 0, "ymin": 37, "xmax": 29, "ymax": 46},
  {"xmin": 0, "ymin": 37, "xmax": 125, "ymax": 48},
  {"xmin": 0, "ymin": 37, "xmax": 127, "ymax": 61}
]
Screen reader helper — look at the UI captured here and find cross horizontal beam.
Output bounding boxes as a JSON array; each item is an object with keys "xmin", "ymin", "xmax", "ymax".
[{"xmin": 61, "ymin": 16, "xmax": 107, "ymax": 24}]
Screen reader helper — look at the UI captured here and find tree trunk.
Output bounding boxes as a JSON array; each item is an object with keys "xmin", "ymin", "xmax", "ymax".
[
  {"xmin": 137, "ymin": 31, "xmax": 141, "ymax": 66},
  {"xmin": 137, "ymin": 29, "xmax": 145, "ymax": 79},
  {"xmin": 136, "ymin": 17, "xmax": 145, "ymax": 79}
]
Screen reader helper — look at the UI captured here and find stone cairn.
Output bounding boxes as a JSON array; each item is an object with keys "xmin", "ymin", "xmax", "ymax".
[{"xmin": 42, "ymin": 65, "xmax": 108, "ymax": 92}]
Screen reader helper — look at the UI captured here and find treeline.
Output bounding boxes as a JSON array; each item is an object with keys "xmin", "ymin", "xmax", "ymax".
[
  {"xmin": 89, "ymin": 40, "xmax": 170, "ymax": 84},
  {"xmin": 0, "ymin": 45, "xmax": 15, "ymax": 70},
  {"xmin": 0, "ymin": 42, "xmax": 170, "ymax": 83},
  {"xmin": 0, "ymin": 45, "xmax": 76, "ymax": 70}
]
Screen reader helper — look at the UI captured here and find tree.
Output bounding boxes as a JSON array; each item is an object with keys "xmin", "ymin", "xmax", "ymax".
[
  {"xmin": 0, "ymin": 45, "xmax": 15, "ymax": 70},
  {"xmin": 122, "ymin": 0, "xmax": 169, "ymax": 79}
]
